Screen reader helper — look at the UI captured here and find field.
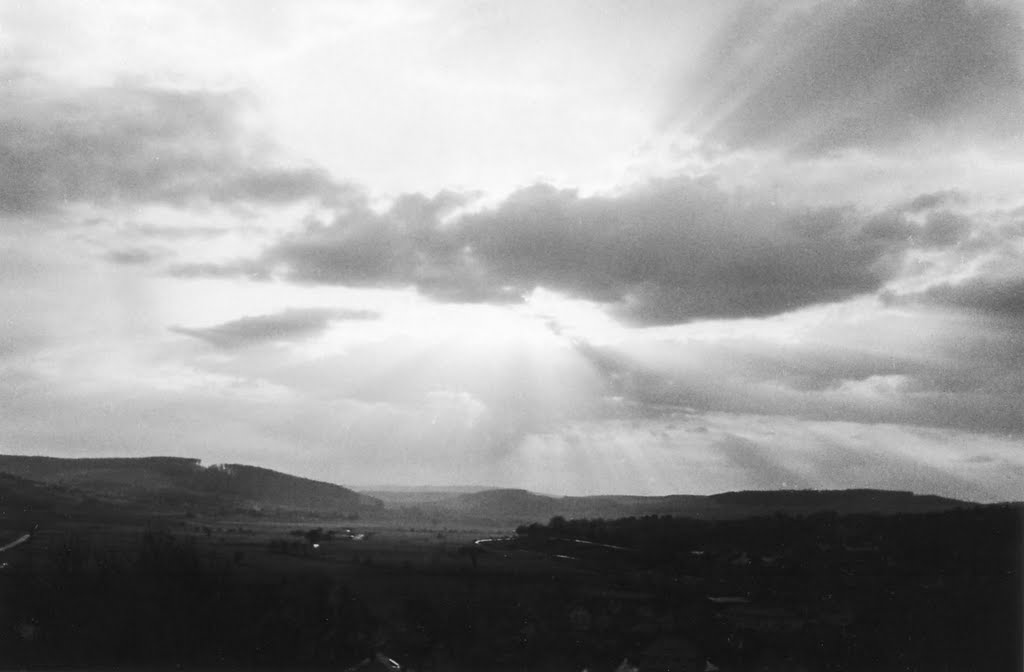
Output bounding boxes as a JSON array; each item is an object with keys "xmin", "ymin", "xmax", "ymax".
[
  {"xmin": 1, "ymin": 502, "xmax": 1020, "ymax": 671},
  {"xmin": 1, "ymin": 511, "xmax": 626, "ymax": 671}
]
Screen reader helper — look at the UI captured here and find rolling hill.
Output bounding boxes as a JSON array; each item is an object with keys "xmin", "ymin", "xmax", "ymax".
[
  {"xmin": 0, "ymin": 454, "xmax": 973, "ymax": 524},
  {"xmin": 0, "ymin": 455, "xmax": 381, "ymax": 514},
  {"xmin": 410, "ymin": 487, "xmax": 971, "ymax": 522}
]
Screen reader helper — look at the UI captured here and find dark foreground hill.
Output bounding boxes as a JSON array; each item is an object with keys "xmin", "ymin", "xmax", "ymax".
[
  {"xmin": 0, "ymin": 455, "xmax": 381, "ymax": 515},
  {"xmin": 415, "ymin": 487, "xmax": 971, "ymax": 522}
]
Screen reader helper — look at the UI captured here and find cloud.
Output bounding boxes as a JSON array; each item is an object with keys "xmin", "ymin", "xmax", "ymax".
[
  {"xmin": 126, "ymin": 223, "xmax": 232, "ymax": 240},
  {"xmin": 453, "ymin": 181, "xmax": 918, "ymax": 324},
  {"xmin": 194, "ymin": 176, "xmax": 947, "ymax": 325},
  {"xmin": 170, "ymin": 308, "xmax": 378, "ymax": 349},
  {"xmin": 914, "ymin": 276, "xmax": 1024, "ymax": 318},
  {"xmin": 0, "ymin": 74, "xmax": 352, "ymax": 216},
  {"xmin": 904, "ymin": 190, "xmax": 967, "ymax": 213},
  {"xmin": 105, "ymin": 248, "xmax": 163, "ymax": 265},
  {"xmin": 562, "ymin": 296, "xmax": 1024, "ymax": 434},
  {"xmin": 262, "ymin": 190, "xmax": 473, "ymax": 290},
  {"xmin": 677, "ymin": 0, "xmax": 1024, "ymax": 154},
  {"xmin": 168, "ymin": 260, "xmax": 273, "ymax": 281},
  {"xmin": 882, "ymin": 204, "xmax": 1024, "ymax": 318}
]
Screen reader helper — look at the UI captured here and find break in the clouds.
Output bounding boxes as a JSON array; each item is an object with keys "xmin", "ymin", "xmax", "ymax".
[
  {"xmin": 678, "ymin": 0, "xmax": 1024, "ymax": 153},
  {"xmin": 0, "ymin": 75, "xmax": 349, "ymax": 216},
  {"xmin": 171, "ymin": 308, "xmax": 378, "ymax": 349}
]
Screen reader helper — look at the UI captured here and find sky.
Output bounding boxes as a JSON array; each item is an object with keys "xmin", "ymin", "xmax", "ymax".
[{"xmin": 1, "ymin": 0, "xmax": 1023, "ymax": 501}]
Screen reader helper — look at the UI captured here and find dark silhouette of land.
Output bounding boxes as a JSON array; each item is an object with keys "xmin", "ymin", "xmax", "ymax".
[{"xmin": 0, "ymin": 454, "xmax": 1019, "ymax": 671}]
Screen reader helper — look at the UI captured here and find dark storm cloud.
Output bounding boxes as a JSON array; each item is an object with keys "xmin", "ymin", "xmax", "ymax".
[
  {"xmin": 170, "ymin": 308, "xmax": 378, "ymax": 349},
  {"xmin": 448, "ymin": 182, "xmax": 908, "ymax": 324},
  {"xmin": 680, "ymin": 0, "xmax": 1024, "ymax": 153},
  {"xmin": 204, "ymin": 177, "xmax": 944, "ymax": 325},
  {"xmin": 0, "ymin": 76, "xmax": 351, "ymax": 215}
]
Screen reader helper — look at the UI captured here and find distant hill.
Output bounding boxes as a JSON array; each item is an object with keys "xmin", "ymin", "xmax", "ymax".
[
  {"xmin": 204, "ymin": 463, "xmax": 382, "ymax": 512},
  {"xmin": 0, "ymin": 455, "xmax": 381, "ymax": 515},
  {"xmin": 706, "ymin": 489, "xmax": 966, "ymax": 515},
  {"xmin": 359, "ymin": 485, "xmax": 491, "ymax": 505},
  {"xmin": 410, "ymin": 487, "xmax": 971, "ymax": 523},
  {"xmin": 433, "ymin": 489, "xmax": 563, "ymax": 518},
  {"xmin": 0, "ymin": 454, "xmax": 972, "ymax": 523}
]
